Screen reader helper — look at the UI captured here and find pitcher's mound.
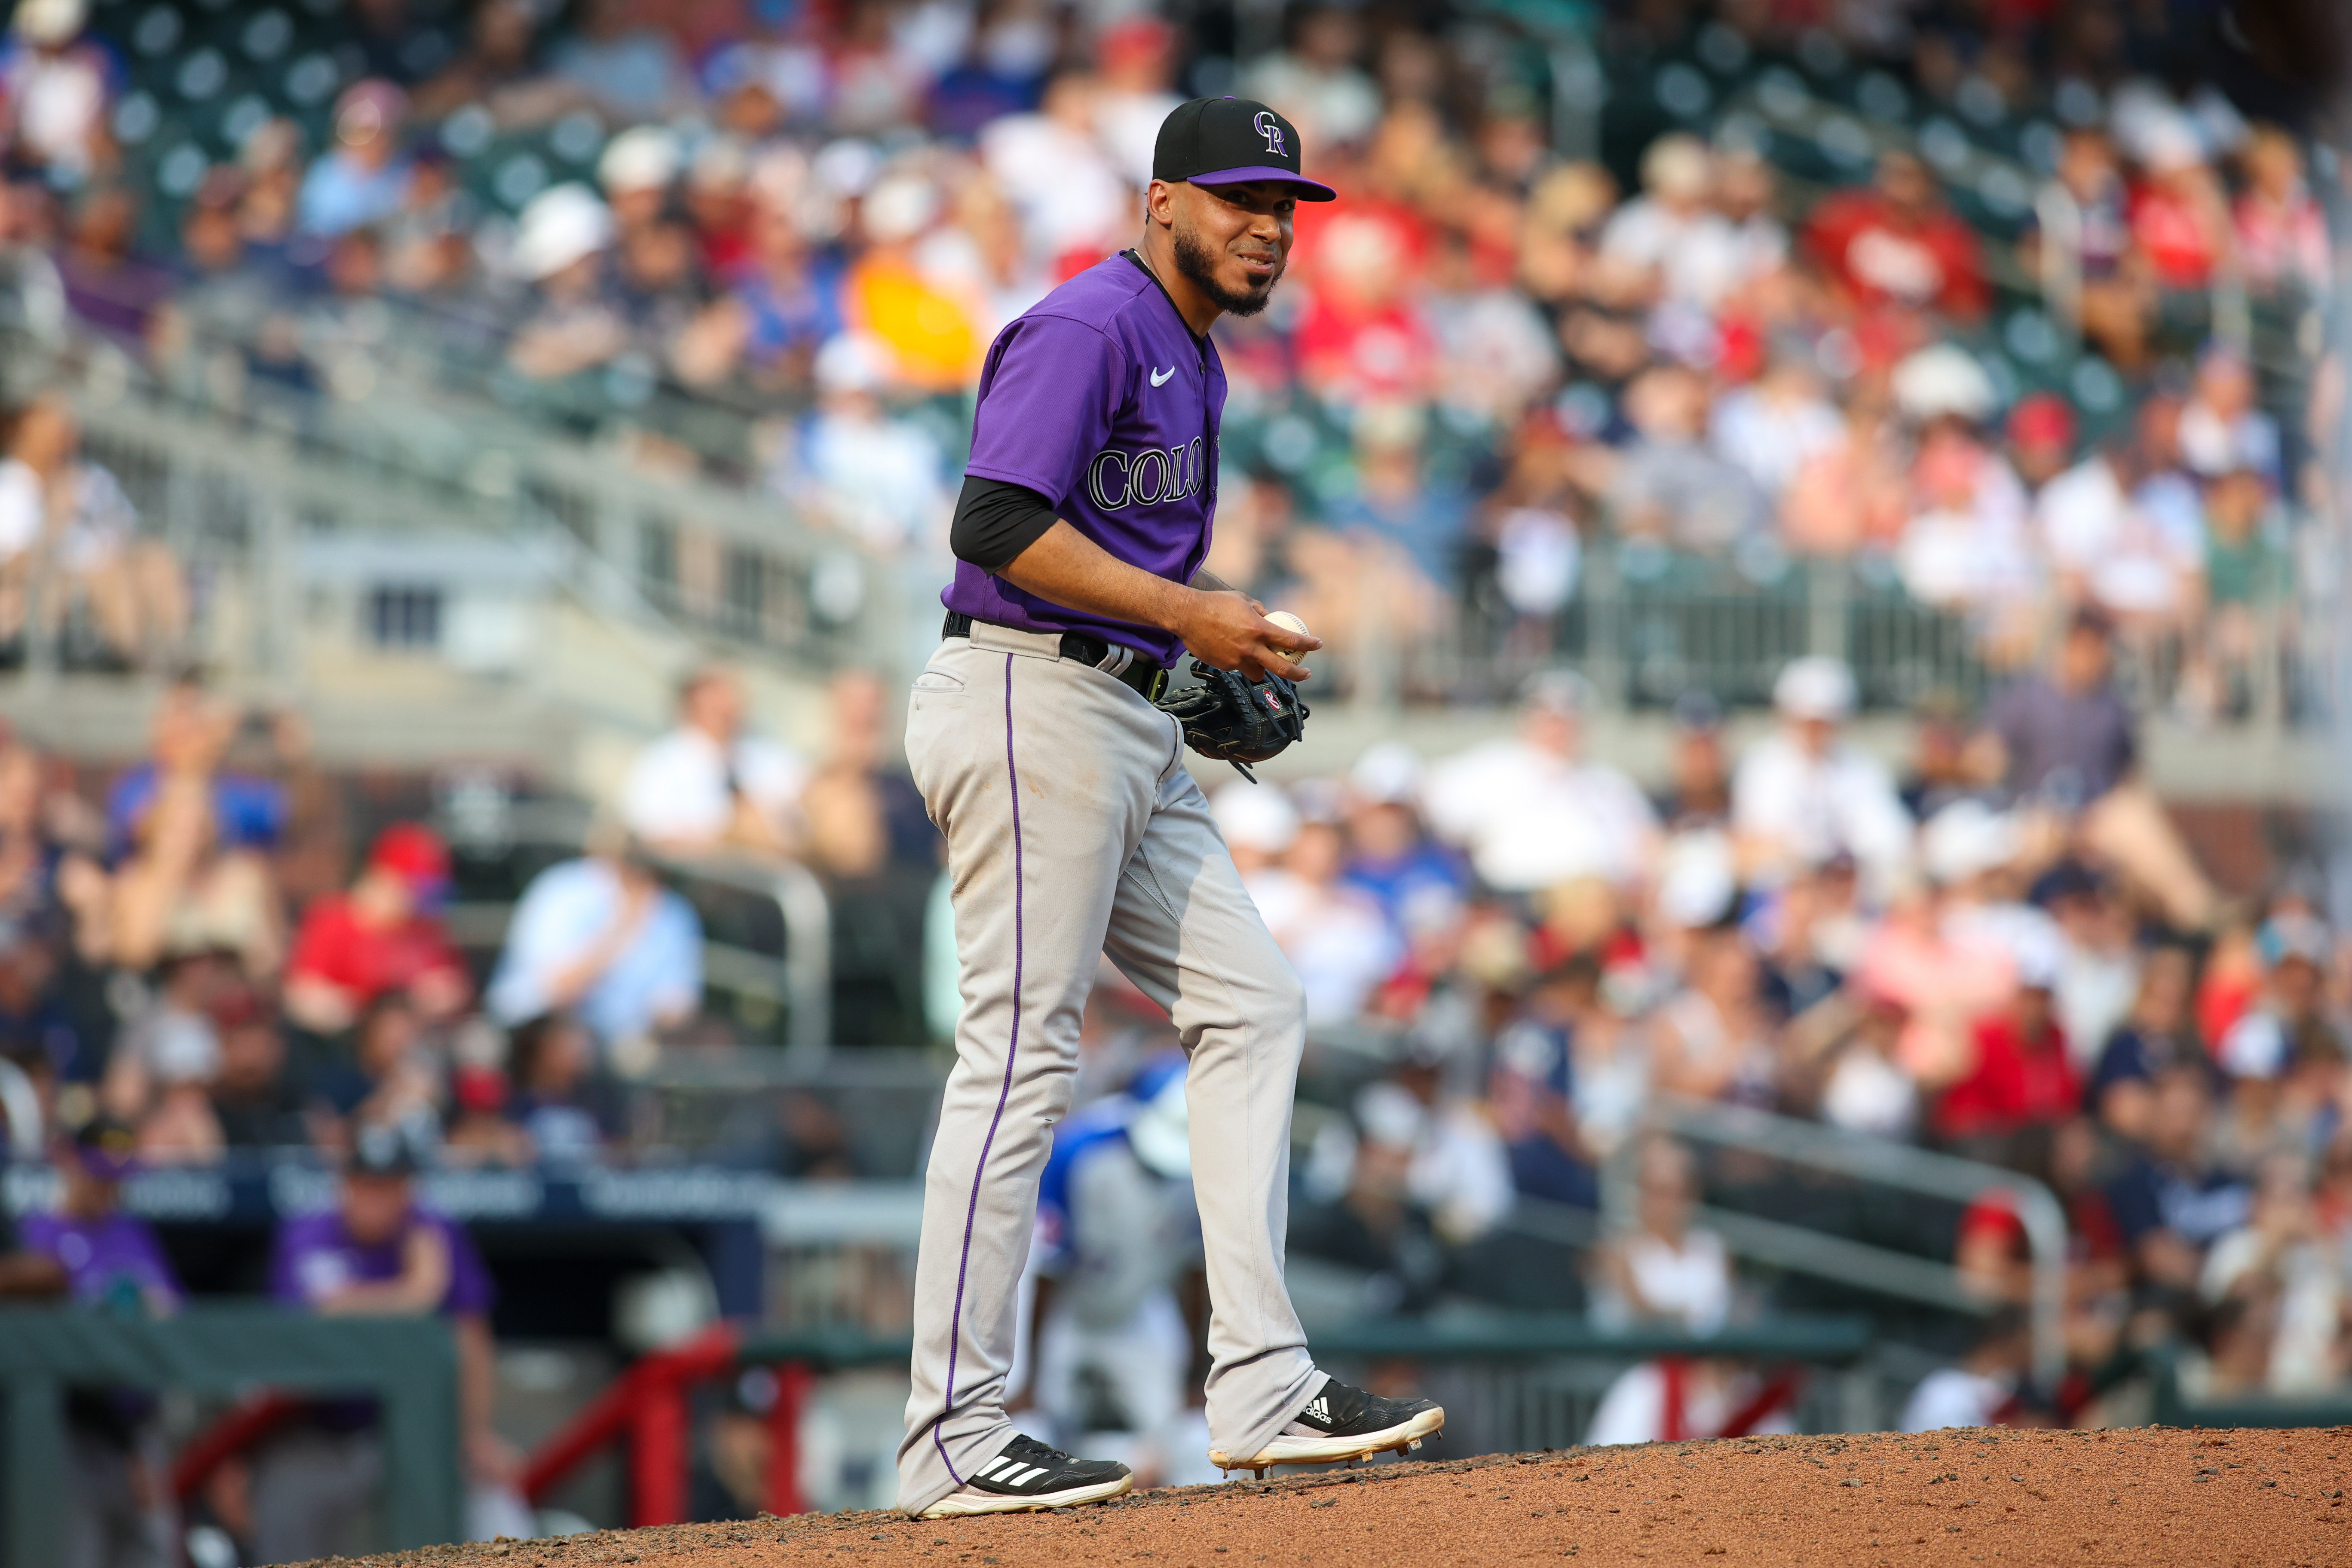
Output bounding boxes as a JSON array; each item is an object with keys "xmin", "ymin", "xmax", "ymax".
[{"xmin": 371, "ymin": 1425, "xmax": 2349, "ymax": 1567}]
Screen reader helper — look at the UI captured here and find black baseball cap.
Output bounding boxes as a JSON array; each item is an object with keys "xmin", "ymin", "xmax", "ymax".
[{"xmin": 1152, "ymin": 97, "xmax": 1338, "ymax": 202}]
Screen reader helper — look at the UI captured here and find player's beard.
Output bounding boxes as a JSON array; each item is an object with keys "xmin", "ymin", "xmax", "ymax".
[{"xmin": 1173, "ymin": 219, "xmax": 1279, "ymax": 318}]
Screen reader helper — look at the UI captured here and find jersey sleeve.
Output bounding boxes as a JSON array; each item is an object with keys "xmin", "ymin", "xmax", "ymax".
[
  {"xmin": 266, "ymin": 1217, "xmax": 319, "ymax": 1307},
  {"xmin": 963, "ymin": 314, "xmax": 1128, "ymax": 509},
  {"xmin": 438, "ymin": 1216, "xmax": 497, "ymax": 1318}
]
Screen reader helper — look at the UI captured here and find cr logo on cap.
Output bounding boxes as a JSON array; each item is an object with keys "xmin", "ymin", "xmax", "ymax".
[{"xmin": 1253, "ymin": 110, "xmax": 1287, "ymax": 158}]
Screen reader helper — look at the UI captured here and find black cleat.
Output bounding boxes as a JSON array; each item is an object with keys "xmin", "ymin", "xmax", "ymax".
[
  {"xmin": 1209, "ymin": 1379, "xmax": 1445, "ymax": 1473},
  {"xmin": 918, "ymin": 1433, "xmax": 1133, "ymax": 1516}
]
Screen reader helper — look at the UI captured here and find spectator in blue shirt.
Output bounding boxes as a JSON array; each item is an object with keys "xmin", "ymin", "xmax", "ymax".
[
  {"xmin": 104, "ymin": 683, "xmax": 285, "ymax": 861},
  {"xmin": 486, "ymin": 832, "xmax": 703, "ymax": 1059},
  {"xmin": 294, "ymin": 82, "xmax": 414, "ymax": 239},
  {"xmin": 2087, "ymin": 944, "xmax": 2207, "ymax": 1141},
  {"xmin": 1338, "ymin": 743, "xmax": 1468, "ymax": 945},
  {"xmin": 2104, "ymin": 1065, "xmax": 2251, "ymax": 1302},
  {"xmin": 1491, "ymin": 956, "xmax": 1603, "ymax": 1209},
  {"xmin": 502, "ymin": 1012, "xmax": 620, "ymax": 1163},
  {"xmin": 0, "ymin": 917, "xmax": 83, "ymax": 1082}
]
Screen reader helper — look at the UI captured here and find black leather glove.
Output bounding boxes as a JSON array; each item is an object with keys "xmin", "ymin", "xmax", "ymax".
[{"xmin": 1154, "ymin": 661, "xmax": 1310, "ymax": 782}]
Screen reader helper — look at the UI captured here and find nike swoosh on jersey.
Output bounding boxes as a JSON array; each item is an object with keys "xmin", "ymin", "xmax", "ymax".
[{"xmin": 1149, "ymin": 365, "xmax": 1176, "ymax": 386}]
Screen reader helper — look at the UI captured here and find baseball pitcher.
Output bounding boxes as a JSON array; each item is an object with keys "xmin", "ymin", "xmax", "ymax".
[{"xmin": 897, "ymin": 96, "xmax": 1443, "ymax": 1518}]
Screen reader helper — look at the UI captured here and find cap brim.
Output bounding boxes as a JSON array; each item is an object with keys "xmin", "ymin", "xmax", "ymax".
[{"xmin": 1187, "ymin": 166, "xmax": 1338, "ymax": 202}]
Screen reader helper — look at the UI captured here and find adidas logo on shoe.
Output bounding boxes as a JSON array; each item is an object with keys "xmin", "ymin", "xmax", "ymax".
[
  {"xmin": 917, "ymin": 1434, "xmax": 1132, "ymax": 1518},
  {"xmin": 1209, "ymin": 1379, "xmax": 1446, "ymax": 1476}
]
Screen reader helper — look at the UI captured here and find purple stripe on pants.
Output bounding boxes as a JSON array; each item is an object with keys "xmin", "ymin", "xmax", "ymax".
[{"xmin": 931, "ymin": 652, "xmax": 1026, "ymax": 1485}]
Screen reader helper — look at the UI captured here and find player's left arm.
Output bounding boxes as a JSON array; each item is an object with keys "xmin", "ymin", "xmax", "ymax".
[
  {"xmin": 948, "ymin": 479, "xmax": 1243, "ymax": 603},
  {"xmin": 996, "ymin": 518, "xmax": 1317, "ymax": 680}
]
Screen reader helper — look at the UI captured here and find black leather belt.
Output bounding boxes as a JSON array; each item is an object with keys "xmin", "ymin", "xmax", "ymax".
[{"xmin": 942, "ymin": 611, "xmax": 1167, "ymax": 702}]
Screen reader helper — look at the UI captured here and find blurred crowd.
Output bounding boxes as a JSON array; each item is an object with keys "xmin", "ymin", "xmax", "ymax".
[
  {"xmin": 1181, "ymin": 625, "xmax": 2352, "ymax": 1425},
  {"xmin": 0, "ymin": 657, "xmax": 956, "ymax": 1176},
  {"xmin": 0, "ymin": 661, "xmax": 904, "ymax": 1559},
  {"xmin": 0, "ymin": 0, "xmax": 2333, "ymax": 700}
]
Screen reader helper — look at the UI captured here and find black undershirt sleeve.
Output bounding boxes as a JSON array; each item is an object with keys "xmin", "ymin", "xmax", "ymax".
[{"xmin": 949, "ymin": 475, "xmax": 1062, "ymax": 572}]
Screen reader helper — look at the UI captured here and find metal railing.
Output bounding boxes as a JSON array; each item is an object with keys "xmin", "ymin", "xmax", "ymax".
[
  {"xmin": 1310, "ymin": 1312, "xmax": 1878, "ymax": 1452},
  {"xmin": 1338, "ymin": 538, "xmax": 2321, "ymax": 728},
  {"xmin": 2147, "ymin": 1344, "xmax": 2352, "ymax": 1430},
  {"xmin": 10, "ymin": 326, "xmax": 909, "ymax": 690},
  {"xmin": 1609, "ymin": 1094, "xmax": 2069, "ymax": 1386},
  {"xmin": 5, "ymin": 254, "xmax": 2332, "ymax": 738},
  {"xmin": 436, "ymin": 800, "xmax": 836, "ymax": 1066}
]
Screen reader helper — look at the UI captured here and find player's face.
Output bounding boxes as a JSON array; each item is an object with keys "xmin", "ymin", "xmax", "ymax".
[{"xmin": 1170, "ymin": 180, "xmax": 1297, "ymax": 317}]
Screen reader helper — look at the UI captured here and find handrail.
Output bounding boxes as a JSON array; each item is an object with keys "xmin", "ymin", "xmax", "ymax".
[
  {"xmin": 1686, "ymin": 1204, "xmax": 1996, "ymax": 1315},
  {"xmin": 1504, "ymin": 1188, "xmax": 2000, "ymax": 1316},
  {"xmin": 728, "ymin": 1312, "xmax": 1873, "ymax": 1368},
  {"xmin": 1305, "ymin": 1311, "xmax": 1871, "ymax": 1364},
  {"xmin": 646, "ymin": 849, "xmax": 834, "ymax": 1065},
  {"xmin": 36, "ymin": 345, "xmax": 913, "ymax": 692},
  {"xmin": 1617, "ymin": 1095, "xmax": 2068, "ymax": 1387},
  {"xmin": 2147, "ymin": 1342, "xmax": 2352, "ymax": 1430},
  {"xmin": 438, "ymin": 807, "xmax": 835, "ymax": 1063},
  {"xmin": 688, "ymin": 854, "xmax": 835, "ymax": 1065}
]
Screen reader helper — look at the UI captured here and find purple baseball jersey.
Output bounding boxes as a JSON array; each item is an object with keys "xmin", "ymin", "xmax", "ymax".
[
  {"xmin": 270, "ymin": 1206, "xmax": 495, "ymax": 1319},
  {"xmin": 20, "ymin": 1210, "xmax": 182, "ymax": 1309},
  {"xmin": 946, "ymin": 253, "xmax": 1226, "ymax": 667}
]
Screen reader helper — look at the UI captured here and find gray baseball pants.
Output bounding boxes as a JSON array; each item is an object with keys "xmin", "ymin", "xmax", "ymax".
[{"xmin": 895, "ymin": 621, "xmax": 1320, "ymax": 1514}]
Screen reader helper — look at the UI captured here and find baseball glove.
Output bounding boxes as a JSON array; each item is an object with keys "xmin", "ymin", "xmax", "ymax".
[{"xmin": 1155, "ymin": 661, "xmax": 1310, "ymax": 782}]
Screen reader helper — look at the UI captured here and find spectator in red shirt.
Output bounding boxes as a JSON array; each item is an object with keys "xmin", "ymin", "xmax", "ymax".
[
  {"xmin": 1933, "ymin": 939, "xmax": 2081, "ymax": 1156},
  {"xmin": 2126, "ymin": 127, "xmax": 2229, "ymax": 296},
  {"xmin": 283, "ymin": 824, "xmax": 470, "ymax": 1034},
  {"xmin": 1803, "ymin": 150, "xmax": 1988, "ymax": 322},
  {"xmin": 1293, "ymin": 206, "xmax": 1436, "ymax": 404}
]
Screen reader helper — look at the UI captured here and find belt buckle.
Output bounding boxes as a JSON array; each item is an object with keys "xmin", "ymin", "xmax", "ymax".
[{"xmin": 1144, "ymin": 667, "xmax": 1167, "ymax": 704}]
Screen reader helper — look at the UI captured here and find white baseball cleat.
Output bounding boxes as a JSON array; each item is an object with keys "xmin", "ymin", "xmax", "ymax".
[{"xmin": 1210, "ymin": 1380, "xmax": 1446, "ymax": 1477}]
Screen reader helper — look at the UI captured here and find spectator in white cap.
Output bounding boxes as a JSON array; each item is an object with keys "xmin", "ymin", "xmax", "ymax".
[
  {"xmin": 1210, "ymin": 780, "xmax": 1298, "ymax": 879},
  {"xmin": 782, "ymin": 332, "xmax": 950, "ymax": 553},
  {"xmin": 1922, "ymin": 798, "xmax": 2045, "ymax": 954},
  {"xmin": 1732, "ymin": 657, "xmax": 1912, "ymax": 896},
  {"xmin": 597, "ymin": 124, "xmax": 681, "ymax": 235},
  {"xmin": 1597, "ymin": 134, "xmax": 1750, "ymax": 314},
  {"xmin": 1214, "ymin": 782, "xmax": 1396, "ymax": 1027},
  {"xmin": 2177, "ymin": 344, "xmax": 2281, "ymax": 487},
  {"xmin": 505, "ymin": 184, "xmax": 627, "ymax": 381},
  {"xmin": 1339, "ymin": 744, "xmax": 1467, "ymax": 943},
  {"xmin": 1890, "ymin": 344, "xmax": 1998, "ymax": 427},
  {"xmin": 4, "ymin": 0, "xmax": 110, "ymax": 182},
  {"xmin": 1424, "ymin": 670, "xmax": 1658, "ymax": 894}
]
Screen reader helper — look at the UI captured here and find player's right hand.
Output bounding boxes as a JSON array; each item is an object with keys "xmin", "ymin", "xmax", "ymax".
[{"xmin": 1178, "ymin": 589, "xmax": 1322, "ymax": 681}]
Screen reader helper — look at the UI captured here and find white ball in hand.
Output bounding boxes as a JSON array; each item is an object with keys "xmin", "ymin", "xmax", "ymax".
[{"xmin": 1264, "ymin": 610, "xmax": 1311, "ymax": 658}]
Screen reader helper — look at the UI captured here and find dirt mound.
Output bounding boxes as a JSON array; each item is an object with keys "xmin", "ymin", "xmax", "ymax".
[{"xmin": 358, "ymin": 1426, "xmax": 2348, "ymax": 1568}]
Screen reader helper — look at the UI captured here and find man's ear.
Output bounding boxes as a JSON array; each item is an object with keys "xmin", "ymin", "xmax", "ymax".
[{"xmin": 1143, "ymin": 178, "xmax": 1177, "ymax": 230}]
